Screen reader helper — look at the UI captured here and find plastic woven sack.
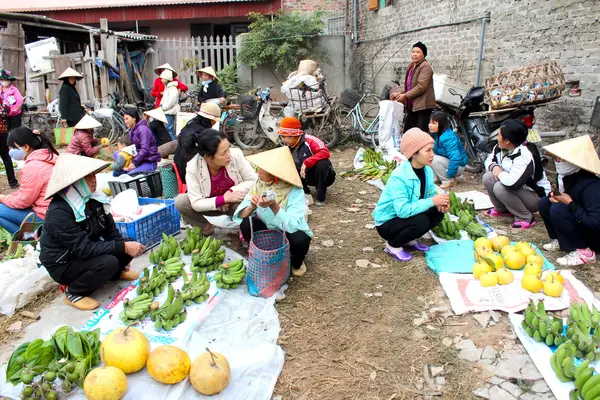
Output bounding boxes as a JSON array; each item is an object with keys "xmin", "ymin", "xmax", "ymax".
[
  {"xmin": 160, "ymin": 164, "xmax": 179, "ymax": 199},
  {"xmin": 247, "ymin": 221, "xmax": 290, "ymax": 298}
]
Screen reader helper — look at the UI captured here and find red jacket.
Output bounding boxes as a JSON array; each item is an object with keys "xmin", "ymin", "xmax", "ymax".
[
  {"xmin": 291, "ymin": 135, "xmax": 330, "ymax": 170},
  {"xmin": 65, "ymin": 129, "xmax": 101, "ymax": 157},
  {"xmin": 151, "ymin": 77, "xmax": 188, "ymax": 108}
]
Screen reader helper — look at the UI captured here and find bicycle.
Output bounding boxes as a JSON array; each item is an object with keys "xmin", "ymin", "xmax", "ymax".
[
  {"xmin": 21, "ymin": 97, "xmax": 54, "ymax": 137},
  {"xmin": 338, "ymin": 89, "xmax": 381, "ymax": 146}
]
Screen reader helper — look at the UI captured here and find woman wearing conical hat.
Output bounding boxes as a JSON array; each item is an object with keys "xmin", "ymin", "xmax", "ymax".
[
  {"xmin": 58, "ymin": 67, "xmax": 85, "ymax": 128},
  {"xmin": 234, "ymin": 146, "xmax": 313, "ymax": 277},
  {"xmin": 65, "ymin": 115, "xmax": 108, "ymax": 157},
  {"xmin": 538, "ymin": 135, "xmax": 600, "ymax": 267},
  {"xmin": 196, "ymin": 66, "xmax": 225, "ymax": 106},
  {"xmin": 40, "ymin": 154, "xmax": 146, "ymax": 310},
  {"xmin": 150, "ymin": 63, "xmax": 188, "ymax": 109}
]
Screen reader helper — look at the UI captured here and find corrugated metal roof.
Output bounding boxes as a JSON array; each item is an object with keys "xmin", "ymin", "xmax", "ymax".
[
  {"xmin": 0, "ymin": 0, "xmax": 263, "ymax": 13},
  {"xmin": 114, "ymin": 31, "xmax": 158, "ymax": 41}
]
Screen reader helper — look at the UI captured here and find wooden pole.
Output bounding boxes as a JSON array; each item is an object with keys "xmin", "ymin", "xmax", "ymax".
[{"xmin": 89, "ymin": 32, "xmax": 101, "ymax": 101}]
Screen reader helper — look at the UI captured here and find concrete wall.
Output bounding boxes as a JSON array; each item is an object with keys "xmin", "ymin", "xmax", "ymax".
[
  {"xmin": 282, "ymin": 0, "xmax": 346, "ymax": 12},
  {"xmin": 350, "ymin": 0, "xmax": 600, "ymax": 135}
]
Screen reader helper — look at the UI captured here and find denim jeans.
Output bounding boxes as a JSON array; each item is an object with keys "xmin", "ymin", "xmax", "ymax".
[
  {"xmin": 165, "ymin": 115, "xmax": 176, "ymax": 141},
  {"xmin": 0, "ymin": 204, "xmax": 40, "ymax": 235}
]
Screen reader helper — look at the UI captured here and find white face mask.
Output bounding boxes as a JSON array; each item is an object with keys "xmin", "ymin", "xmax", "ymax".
[
  {"xmin": 0, "ymin": 81, "xmax": 10, "ymax": 87},
  {"xmin": 555, "ymin": 160, "xmax": 580, "ymax": 177}
]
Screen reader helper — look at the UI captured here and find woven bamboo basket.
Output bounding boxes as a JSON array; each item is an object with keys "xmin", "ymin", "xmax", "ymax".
[{"xmin": 485, "ymin": 61, "xmax": 565, "ymax": 110}]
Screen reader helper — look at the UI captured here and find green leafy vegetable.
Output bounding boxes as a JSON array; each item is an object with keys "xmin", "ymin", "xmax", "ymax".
[
  {"xmin": 66, "ymin": 332, "xmax": 84, "ymax": 360},
  {"xmin": 6, "ymin": 342, "xmax": 29, "ymax": 384}
]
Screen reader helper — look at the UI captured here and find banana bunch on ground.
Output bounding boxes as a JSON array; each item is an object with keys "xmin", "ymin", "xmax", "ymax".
[
  {"xmin": 160, "ymin": 256, "xmax": 185, "ymax": 282},
  {"xmin": 181, "ymin": 270, "xmax": 210, "ymax": 305},
  {"xmin": 550, "ymin": 340, "xmax": 578, "ymax": 382},
  {"xmin": 464, "ymin": 221, "xmax": 488, "ymax": 240},
  {"xmin": 137, "ymin": 266, "xmax": 168, "ymax": 296},
  {"xmin": 214, "ymin": 259, "xmax": 245, "ymax": 289},
  {"xmin": 149, "ymin": 233, "xmax": 181, "ymax": 265},
  {"xmin": 521, "ymin": 299, "xmax": 566, "ymax": 346},
  {"xmin": 432, "ymin": 213, "xmax": 462, "ymax": 240},
  {"xmin": 192, "ymin": 237, "xmax": 226, "ymax": 273},
  {"xmin": 119, "ymin": 293, "xmax": 154, "ymax": 323},
  {"xmin": 569, "ymin": 359, "xmax": 600, "ymax": 400},
  {"xmin": 566, "ymin": 302, "xmax": 600, "ymax": 361},
  {"xmin": 343, "ymin": 148, "xmax": 397, "ymax": 183},
  {"xmin": 150, "ymin": 284, "xmax": 187, "ymax": 331},
  {"xmin": 448, "ymin": 191, "xmax": 476, "ymax": 217},
  {"xmin": 182, "ymin": 227, "xmax": 204, "ymax": 255}
]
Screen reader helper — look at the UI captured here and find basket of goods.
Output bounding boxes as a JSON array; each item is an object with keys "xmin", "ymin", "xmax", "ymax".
[{"xmin": 485, "ymin": 61, "xmax": 565, "ymax": 110}]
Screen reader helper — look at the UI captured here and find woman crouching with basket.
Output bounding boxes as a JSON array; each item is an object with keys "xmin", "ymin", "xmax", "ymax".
[{"xmin": 234, "ymin": 146, "xmax": 312, "ymax": 278}]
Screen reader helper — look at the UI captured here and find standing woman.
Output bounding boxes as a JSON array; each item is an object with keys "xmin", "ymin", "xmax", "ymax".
[
  {"xmin": 151, "ymin": 63, "xmax": 188, "ymax": 108},
  {"xmin": 58, "ymin": 68, "xmax": 86, "ymax": 128},
  {"xmin": 196, "ymin": 67, "xmax": 225, "ymax": 106},
  {"xmin": 0, "ymin": 69, "xmax": 22, "ymax": 188},
  {"xmin": 390, "ymin": 42, "xmax": 436, "ymax": 133},
  {"xmin": 123, "ymin": 109, "xmax": 161, "ymax": 174}
]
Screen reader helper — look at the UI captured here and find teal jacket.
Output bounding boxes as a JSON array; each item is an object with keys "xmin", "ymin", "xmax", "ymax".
[
  {"xmin": 433, "ymin": 128, "xmax": 469, "ymax": 178},
  {"xmin": 373, "ymin": 160, "xmax": 437, "ymax": 226},
  {"xmin": 233, "ymin": 186, "xmax": 313, "ymax": 237}
]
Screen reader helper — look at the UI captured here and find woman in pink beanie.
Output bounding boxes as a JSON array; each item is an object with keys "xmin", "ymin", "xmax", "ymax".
[{"xmin": 372, "ymin": 128, "xmax": 450, "ymax": 262}]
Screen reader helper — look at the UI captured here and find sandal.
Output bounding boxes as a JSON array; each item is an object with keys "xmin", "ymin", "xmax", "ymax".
[
  {"xmin": 511, "ymin": 219, "xmax": 537, "ymax": 230},
  {"xmin": 484, "ymin": 209, "xmax": 512, "ymax": 217}
]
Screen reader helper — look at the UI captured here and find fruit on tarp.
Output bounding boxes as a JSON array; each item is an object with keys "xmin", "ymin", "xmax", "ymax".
[
  {"xmin": 100, "ymin": 327, "xmax": 150, "ymax": 374},
  {"xmin": 482, "ymin": 253, "xmax": 503, "ymax": 271},
  {"xmin": 523, "ymin": 263, "xmax": 542, "ymax": 278},
  {"xmin": 496, "ymin": 267, "xmax": 514, "ymax": 285},
  {"xmin": 522, "ymin": 273, "xmax": 543, "ymax": 293},
  {"xmin": 516, "ymin": 242, "xmax": 536, "ymax": 257},
  {"xmin": 190, "ymin": 348, "xmax": 231, "ymax": 395},
  {"xmin": 504, "ymin": 251, "xmax": 526, "ymax": 270},
  {"xmin": 527, "ymin": 254, "xmax": 544, "ymax": 269},
  {"xmin": 490, "ymin": 236, "xmax": 510, "ymax": 252},
  {"xmin": 83, "ymin": 365, "xmax": 127, "ymax": 400},
  {"xmin": 147, "ymin": 345, "xmax": 191, "ymax": 384},
  {"xmin": 543, "ymin": 275, "xmax": 564, "ymax": 297},
  {"xmin": 473, "ymin": 262, "xmax": 492, "ymax": 279},
  {"xmin": 480, "ymin": 271, "xmax": 498, "ymax": 287},
  {"xmin": 474, "ymin": 237, "xmax": 492, "ymax": 254},
  {"xmin": 100, "ymin": 138, "xmax": 111, "ymax": 146},
  {"xmin": 546, "ymin": 271, "xmax": 564, "ymax": 284},
  {"xmin": 501, "ymin": 245, "xmax": 517, "ymax": 258}
]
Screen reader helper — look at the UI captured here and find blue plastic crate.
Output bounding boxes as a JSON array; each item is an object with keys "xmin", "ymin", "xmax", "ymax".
[{"xmin": 115, "ymin": 198, "xmax": 180, "ymax": 248}]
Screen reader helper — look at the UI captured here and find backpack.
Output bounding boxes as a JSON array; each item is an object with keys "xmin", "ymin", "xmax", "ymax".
[{"xmin": 525, "ymin": 142, "xmax": 543, "ymax": 183}]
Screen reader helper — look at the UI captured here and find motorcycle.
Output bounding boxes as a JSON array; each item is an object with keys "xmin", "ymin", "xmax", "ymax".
[{"xmin": 234, "ymin": 86, "xmax": 285, "ymax": 149}]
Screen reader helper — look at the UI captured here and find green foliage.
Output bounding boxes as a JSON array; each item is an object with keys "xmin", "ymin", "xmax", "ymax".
[
  {"xmin": 238, "ymin": 11, "xmax": 329, "ymax": 74},
  {"xmin": 216, "ymin": 59, "xmax": 245, "ymax": 96}
]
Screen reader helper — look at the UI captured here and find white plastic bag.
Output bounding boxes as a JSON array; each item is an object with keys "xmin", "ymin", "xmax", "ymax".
[
  {"xmin": 0, "ymin": 257, "xmax": 56, "ymax": 316},
  {"xmin": 110, "ymin": 189, "xmax": 140, "ymax": 221},
  {"xmin": 377, "ymin": 100, "xmax": 404, "ymax": 151}
]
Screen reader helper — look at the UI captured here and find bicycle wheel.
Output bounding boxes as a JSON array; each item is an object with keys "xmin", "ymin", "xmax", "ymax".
[
  {"xmin": 338, "ymin": 109, "xmax": 356, "ymax": 144},
  {"xmin": 233, "ymin": 120, "xmax": 267, "ymax": 150},
  {"xmin": 360, "ymin": 93, "xmax": 380, "ymax": 110},
  {"xmin": 29, "ymin": 115, "xmax": 51, "ymax": 137},
  {"xmin": 310, "ymin": 112, "xmax": 339, "ymax": 148},
  {"xmin": 359, "ymin": 105, "xmax": 380, "ymax": 146},
  {"xmin": 92, "ymin": 115, "xmax": 112, "ymax": 139},
  {"xmin": 109, "ymin": 115, "xmax": 125, "ymax": 143}
]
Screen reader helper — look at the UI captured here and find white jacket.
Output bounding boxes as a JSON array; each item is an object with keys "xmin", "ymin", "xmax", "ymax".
[
  {"xmin": 186, "ymin": 148, "xmax": 257, "ymax": 212},
  {"xmin": 160, "ymin": 82, "xmax": 181, "ymax": 115}
]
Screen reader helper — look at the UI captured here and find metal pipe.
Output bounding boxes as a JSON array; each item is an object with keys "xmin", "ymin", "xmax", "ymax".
[
  {"xmin": 475, "ymin": 11, "xmax": 491, "ymax": 87},
  {"xmin": 136, "ymin": 20, "xmax": 139, "ymax": 34},
  {"xmin": 353, "ymin": 0, "xmax": 358, "ymax": 42}
]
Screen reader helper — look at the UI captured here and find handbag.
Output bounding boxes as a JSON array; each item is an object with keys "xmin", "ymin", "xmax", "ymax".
[{"xmin": 54, "ymin": 127, "xmax": 74, "ymax": 145}]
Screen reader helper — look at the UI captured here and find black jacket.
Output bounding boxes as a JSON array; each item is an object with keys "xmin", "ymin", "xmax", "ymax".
[
  {"xmin": 562, "ymin": 170, "xmax": 600, "ymax": 235},
  {"xmin": 174, "ymin": 115, "xmax": 213, "ymax": 184},
  {"xmin": 40, "ymin": 197, "xmax": 126, "ymax": 272},
  {"xmin": 149, "ymin": 119, "xmax": 172, "ymax": 146},
  {"xmin": 197, "ymin": 81, "xmax": 224, "ymax": 104},
  {"xmin": 59, "ymin": 83, "xmax": 85, "ymax": 122}
]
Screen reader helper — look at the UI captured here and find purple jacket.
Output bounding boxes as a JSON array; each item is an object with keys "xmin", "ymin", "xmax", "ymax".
[{"xmin": 129, "ymin": 119, "xmax": 161, "ymax": 166}]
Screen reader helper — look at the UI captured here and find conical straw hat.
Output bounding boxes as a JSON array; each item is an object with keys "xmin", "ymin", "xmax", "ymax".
[
  {"xmin": 245, "ymin": 146, "xmax": 302, "ymax": 187},
  {"xmin": 543, "ymin": 135, "xmax": 600, "ymax": 175},
  {"xmin": 154, "ymin": 63, "xmax": 178, "ymax": 77},
  {"xmin": 45, "ymin": 153, "xmax": 110, "ymax": 199},
  {"xmin": 196, "ymin": 66, "xmax": 217, "ymax": 79},
  {"xmin": 198, "ymin": 102, "xmax": 221, "ymax": 121},
  {"xmin": 144, "ymin": 107, "xmax": 168, "ymax": 124},
  {"xmin": 74, "ymin": 115, "xmax": 102, "ymax": 130},
  {"xmin": 58, "ymin": 67, "xmax": 83, "ymax": 80}
]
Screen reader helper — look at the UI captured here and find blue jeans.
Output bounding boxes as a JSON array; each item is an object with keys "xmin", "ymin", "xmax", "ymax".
[
  {"xmin": 165, "ymin": 115, "xmax": 176, "ymax": 141},
  {"xmin": 0, "ymin": 204, "xmax": 41, "ymax": 235}
]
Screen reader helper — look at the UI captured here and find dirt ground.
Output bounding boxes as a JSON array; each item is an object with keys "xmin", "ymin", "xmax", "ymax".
[{"xmin": 0, "ymin": 146, "xmax": 599, "ymax": 399}]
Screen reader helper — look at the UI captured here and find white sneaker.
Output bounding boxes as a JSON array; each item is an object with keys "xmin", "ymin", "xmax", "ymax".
[
  {"xmin": 543, "ymin": 239, "xmax": 560, "ymax": 251},
  {"xmin": 557, "ymin": 249, "xmax": 596, "ymax": 267}
]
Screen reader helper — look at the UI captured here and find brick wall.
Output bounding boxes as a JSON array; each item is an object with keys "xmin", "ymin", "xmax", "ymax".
[
  {"xmin": 282, "ymin": 0, "xmax": 346, "ymax": 12},
  {"xmin": 349, "ymin": 0, "xmax": 600, "ymax": 134}
]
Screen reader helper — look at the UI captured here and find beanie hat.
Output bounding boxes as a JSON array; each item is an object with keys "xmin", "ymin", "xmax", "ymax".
[
  {"xmin": 277, "ymin": 117, "xmax": 303, "ymax": 137},
  {"xmin": 412, "ymin": 42, "xmax": 428, "ymax": 58},
  {"xmin": 500, "ymin": 119, "xmax": 528, "ymax": 146},
  {"xmin": 401, "ymin": 128, "xmax": 434, "ymax": 159}
]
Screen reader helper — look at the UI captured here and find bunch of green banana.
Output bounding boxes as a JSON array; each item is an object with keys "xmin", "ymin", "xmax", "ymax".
[
  {"xmin": 550, "ymin": 340, "xmax": 577, "ymax": 382},
  {"xmin": 342, "ymin": 148, "xmax": 397, "ymax": 182},
  {"xmin": 432, "ymin": 213, "xmax": 462, "ymax": 240},
  {"xmin": 137, "ymin": 266, "xmax": 168, "ymax": 296},
  {"xmin": 182, "ymin": 227, "xmax": 205, "ymax": 255},
  {"xmin": 465, "ymin": 221, "xmax": 488, "ymax": 240},
  {"xmin": 214, "ymin": 259, "xmax": 245, "ymax": 289},
  {"xmin": 521, "ymin": 299, "xmax": 566, "ymax": 346},
  {"xmin": 192, "ymin": 237, "xmax": 225, "ymax": 273},
  {"xmin": 449, "ymin": 191, "xmax": 476, "ymax": 217},
  {"xmin": 150, "ymin": 284, "xmax": 187, "ymax": 331},
  {"xmin": 566, "ymin": 302, "xmax": 600, "ymax": 361},
  {"xmin": 160, "ymin": 256, "xmax": 185, "ymax": 282},
  {"xmin": 119, "ymin": 293, "xmax": 154, "ymax": 323},
  {"xmin": 149, "ymin": 233, "xmax": 181, "ymax": 265},
  {"xmin": 382, "ymin": 170, "xmax": 392, "ymax": 185},
  {"xmin": 568, "ymin": 301, "xmax": 600, "ymax": 332},
  {"xmin": 181, "ymin": 270, "xmax": 210, "ymax": 305},
  {"xmin": 363, "ymin": 147, "xmax": 384, "ymax": 164},
  {"xmin": 3, "ymin": 242, "xmax": 24, "ymax": 261},
  {"xmin": 568, "ymin": 359, "xmax": 599, "ymax": 400}
]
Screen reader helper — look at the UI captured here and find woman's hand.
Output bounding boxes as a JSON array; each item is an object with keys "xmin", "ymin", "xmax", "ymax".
[
  {"xmin": 492, "ymin": 166, "xmax": 503, "ymax": 181},
  {"xmin": 61, "ymin": 119, "xmax": 68, "ymax": 127},
  {"xmin": 220, "ymin": 97, "xmax": 226, "ymax": 105},
  {"xmin": 300, "ymin": 163, "xmax": 307, "ymax": 179},
  {"xmin": 436, "ymin": 205, "xmax": 449, "ymax": 213},
  {"xmin": 432, "ymin": 193, "xmax": 450, "ymax": 207},
  {"xmin": 224, "ymin": 190, "xmax": 245, "ymax": 204},
  {"xmin": 125, "ymin": 241, "xmax": 146, "ymax": 257},
  {"xmin": 0, "ymin": 194, "xmax": 6, "ymax": 202},
  {"xmin": 550, "ymin": 192, "xmax": 573, "ymax": 205}
]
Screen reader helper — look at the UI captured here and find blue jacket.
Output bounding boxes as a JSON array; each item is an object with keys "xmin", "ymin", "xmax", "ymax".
[
  {"xmin": 373, "ymin": 160, "xmax": 437, "ymax": 226},
  {"xmin": 433, "ymin": 128, "xmax": 468, "ymax": 178}
]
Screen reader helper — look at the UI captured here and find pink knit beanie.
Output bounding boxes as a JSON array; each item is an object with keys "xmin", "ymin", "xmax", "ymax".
[{"xmin": 401, "ymin": 128, "xmax": 434, "ymax": 159}]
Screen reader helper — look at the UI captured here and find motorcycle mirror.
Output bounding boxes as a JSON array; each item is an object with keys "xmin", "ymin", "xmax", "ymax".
[{"xmin": 448, "ymin": 88, "xmax": 462, "ymax": 99}]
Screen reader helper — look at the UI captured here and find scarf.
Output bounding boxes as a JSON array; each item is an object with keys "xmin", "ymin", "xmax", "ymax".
[
  {"xmin": 555, "ymin": 160, "xmax": 580, "ymax": 177},
  {"xmin": 249, "ymin": 179, "xmax": 294, "ymax": 208},
  {"xmin": 59, "ymin": 179, "xmax": 109, "ymax": 222},
  {"xmin": 201, "ymin": 80, "xmax": 213, "ymax": 93}
]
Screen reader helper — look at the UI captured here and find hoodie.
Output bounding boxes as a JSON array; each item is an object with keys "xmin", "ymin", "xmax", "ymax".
[
  {"xmin": 160, "ymin": 81, "xmax": 181, "ymax": 115},
  {"xmin": 2, "ymin": 149, "xmax": 57, "ymax": 219}
]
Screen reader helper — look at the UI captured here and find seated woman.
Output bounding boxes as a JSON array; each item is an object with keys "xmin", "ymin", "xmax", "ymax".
[
  {"xmin": 234, "ymin": 146, "xmax": 312, "ymax": 277},
  {"xmin": 373, "ymin": 128, "xmax": 449, "ymax": 262},
  {"xmin": 144, "ymin": 108, "xmax": 172, "ymax": 147},
  {"xmin": 0, "ymin": 127, "xmax": 58, "ymax": 234},
  {"xmin": 174, "ymin": 102, "xmax": 222, "ymax": 184},
  {"xmin": 123, "ymin": 109, "xmax": 161, "ymax": 174},
  {"xmin": 429, "ymin": 111, "xmax": 468, "ymax": 190},
  {"xmin": 65, "ymin": 115, "xmax": 107, "ymax": 157},
  {"xmin": 174, "ymin": 129, "xmax": 256, "ymax": 235},
  {"xmin": 40, "ymin": 154, "xmax": 146, "ymax": 310},
  {"xmin": 538, "ymin": 135, "xmax": 600, "ymax": 266}
]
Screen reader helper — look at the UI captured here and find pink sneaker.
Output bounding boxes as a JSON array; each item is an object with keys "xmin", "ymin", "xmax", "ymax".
[
  {"xmin": 485, "ymin": 209, "xmax": 512, "ymax": 217},
  {"xmin": 511, "ymin": 219, "xmax": 537, "ymax": 230}
]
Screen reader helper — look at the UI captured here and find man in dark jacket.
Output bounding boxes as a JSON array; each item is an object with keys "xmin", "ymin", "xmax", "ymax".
[
  {"xmin": 58, "ymin": 68, "xmax": 86, "ymax": 127},
  {"xmin": 538, "ymin": 135, "xmax": 600, "ymax": 267}
]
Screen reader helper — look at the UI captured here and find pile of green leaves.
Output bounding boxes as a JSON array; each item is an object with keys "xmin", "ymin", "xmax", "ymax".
[{"xmin": 238, "ymin": 11, "xmax": 329, "ymax": 74}]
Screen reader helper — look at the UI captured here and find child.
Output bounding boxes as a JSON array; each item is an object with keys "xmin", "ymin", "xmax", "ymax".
[
  {"xmin": 111, "ymin": 137, "xmax": 137, "ymax": 177},
  {"xmin": 429, "ymin": 111, "xmax": 468, "ymax": 190},
  {"xmin": 373, "ymin": 128, "xmax": 449, "ymax": 262},
  {"xmin": 483, "ymin": 119, "xmax": 550, "ymax": 229},
  {"xmin": 159, "ymin": 70, "xmax": 181, "ymax": 141},
  {"xmin": 277, "ymin": 117, "xmax": 336, "ymax": 205},
  {"xmin": 66, "ymin": 115, "xmax": 106, "ymax": 157}
]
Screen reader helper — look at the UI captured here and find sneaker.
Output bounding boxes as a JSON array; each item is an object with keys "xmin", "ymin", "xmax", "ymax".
[
  {"xmin": 485, "ymin": 209, "xmax": 512, "ymax": 217},
  {"xmin": 64, "ymin": 295, "xmax": 99, "ymax": 311},
  {"xmin": 384, "ymin": 244, "xmax": 413, "ymax": 262},
  {"xmin": 543, "ymin": 239, "xmax": 560, "ymax": 251},
  {"xmin": 292, "ymin": 263, "xmax": 307, "ymax": 277},
  {"xmin": 404, "ymin": 240, "xmax": 430, "ymax": 252},
  {"xmin": 440, "ymin": 180, "xmax": 457, "ymax": 191},
  {"xmin": 511, "ymin": 218, "xmax": 536, "ymax": 230},
  {"xmin": 557, "ymin": 249, "xmax": 596, "ymax": 267},
  {"xmin": 120, "ymin": 269, "xmax": 140, "ymax": 281},
  {"xmin": 316, "ymin": 201, "xmax": 325, "ymax": 207}
]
